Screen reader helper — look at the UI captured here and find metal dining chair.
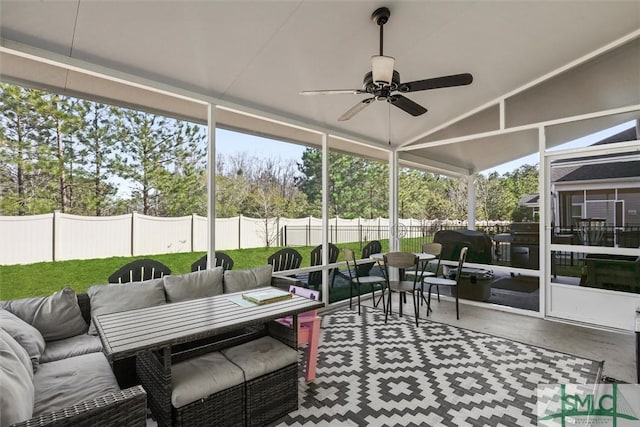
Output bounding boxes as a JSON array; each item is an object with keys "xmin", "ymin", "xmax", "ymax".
[
  {"xmin": 423, "ymin": 247, "xmax": 468, "ymax": 320},
  {"xmin": 344, "ymin": 248, "xmax": 386, "ymax": 315},
  {"xmin": 383, "ymin": 252, "xmax": 422, "ymax": 326}
]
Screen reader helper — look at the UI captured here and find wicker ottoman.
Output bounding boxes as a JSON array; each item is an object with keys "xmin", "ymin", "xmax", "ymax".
[
  {"xmin": 138, "ymin": 350, "xmax": 245, "ymax": 427},
  {"xmin": 171, "ymin": 351, "xmax": 245, "ymax": 427},
  {"xmin": 222, "ymin": 336, "xmax": 299, "ymax": 426}
]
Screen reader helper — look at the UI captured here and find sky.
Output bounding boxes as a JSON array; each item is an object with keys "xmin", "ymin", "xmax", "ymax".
[{"xmin": 216, "ymin": 121, "xmax": 636, "ymax": 177}]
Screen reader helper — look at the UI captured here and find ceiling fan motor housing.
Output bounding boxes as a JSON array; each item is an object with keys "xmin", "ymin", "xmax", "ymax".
[{"xmin": 363, "ymin": 70, "xmax": 400, "ymax": 93}]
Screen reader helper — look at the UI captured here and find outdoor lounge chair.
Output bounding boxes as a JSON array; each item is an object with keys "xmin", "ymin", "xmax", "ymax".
[
  {"xmin": 267, "ymin": 248, "xmax": 302, "ymax": 275},
  {"xmin": 307, "ymin": 243, "xmax": 339, "ymax": 289},
  {"xmin": 191, "ymin": 252, "xmax": 235, "ymax": 272},
  {"xmin": 108, "ymin": 259, "xmax": 171, "ymax": 283}
]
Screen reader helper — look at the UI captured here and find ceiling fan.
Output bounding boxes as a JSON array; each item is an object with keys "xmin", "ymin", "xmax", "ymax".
[{"xmin": 300, "ymin": 6, "xmax": 473, "ymax": 121}]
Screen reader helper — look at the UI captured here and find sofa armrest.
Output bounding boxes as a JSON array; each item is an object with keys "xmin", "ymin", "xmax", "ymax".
[
  {"xmin": 270, "ymin": 274, "xmax": 302, "ymax": 290},
  {"xmin": 11, "ymin": 386, "xmax": 147, "ymax": 427}
]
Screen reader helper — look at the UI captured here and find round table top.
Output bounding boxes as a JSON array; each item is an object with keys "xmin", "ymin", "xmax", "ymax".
[{"xmin": 370, "ymin": 252, "xmax": 435, "ymax": 261}]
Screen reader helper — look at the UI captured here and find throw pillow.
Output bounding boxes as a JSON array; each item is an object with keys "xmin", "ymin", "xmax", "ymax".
[
  {"xmin": 0, "ymin": 288, "xmax": 88, "ymax": 341},
  {"xmin": 0, "ymin": 309, "xmax": 45, "ymax": 369},
  {"xmin": 223, "ymin": 265, "xmax": 273, "ymax": 293},
  {"xmin": 0, "ymin": 329, "xmax": 35, "ymax": 426},
  {"xmin": 87, "ymin": 277, "xmax": 166, "ymax": 335},
  {"xmin": 163, "ymin": 267, "xmax": 224, "ymax": 303}
]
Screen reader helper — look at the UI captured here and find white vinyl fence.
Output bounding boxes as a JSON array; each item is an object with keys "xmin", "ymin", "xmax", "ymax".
[{"xmin": 0, "ymin": 212, "xmax": 492, "ymax": 265}]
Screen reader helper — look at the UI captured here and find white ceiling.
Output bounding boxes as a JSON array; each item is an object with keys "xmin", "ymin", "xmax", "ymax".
[{"xmin": 1, "ymin": 1, "xmax": 639, "ymax": 174}]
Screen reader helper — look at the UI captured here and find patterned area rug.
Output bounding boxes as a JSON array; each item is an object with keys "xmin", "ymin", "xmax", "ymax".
[{"xmin": 276, "ymin": 307, "xmax": 602, "ymax": 427}]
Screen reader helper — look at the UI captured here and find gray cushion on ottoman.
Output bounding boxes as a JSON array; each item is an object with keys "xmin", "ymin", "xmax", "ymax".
[
  {"xmin": 171, "ymin": 351, "xmax": 244, "ymax": 408},
  {"xmin": 87, "ymin": 278, "xmax": 166, "ymax": 335},
  {"xmin": 163, "ymin": 267, "xmax": 224, "ymax": 303},
  {"xmin": 40, "ymin": 334, "xmax": 103, "ymax": 363},
  {"xmin": 223, "ymin": 265, "xmax": 273, "ymax": 293},
  {"xmin": 0, "ymin": 288, "xmax": 88, "ymax": 341},
  {"xmin": 33, "ymin": 352, "xmax": 120, "ymax": 416},
  {"xmin": 221, "ymin": 336, "xmax": 297, "ymax": 381}
]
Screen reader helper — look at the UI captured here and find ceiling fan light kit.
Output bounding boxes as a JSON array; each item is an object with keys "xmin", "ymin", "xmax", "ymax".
[
  {"xmin": 371, "ymin": 55, "xmax": 395, "ymax": 85},
  {"xmin": 301, "ymin": 6, "xmax": 474, "ymax": 121}
]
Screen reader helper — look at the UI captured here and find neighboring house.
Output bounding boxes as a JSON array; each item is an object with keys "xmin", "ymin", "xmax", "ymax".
[
  {"xmin": 518, "ymin": 194, "xmax": 539, "ymax": 221},
  {"xmin": 520, "ymin": 125, "xmax": 640, "ymax": 247}
]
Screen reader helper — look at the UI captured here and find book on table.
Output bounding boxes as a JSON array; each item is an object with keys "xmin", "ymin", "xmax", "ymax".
[{"xmin": 242, "ymin": 289, "xmax": 292, "ymax": 305}]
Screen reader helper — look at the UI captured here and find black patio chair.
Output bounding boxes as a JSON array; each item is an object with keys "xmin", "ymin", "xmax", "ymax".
[
  {"xmin": 356, "ymin": 240, "xmax": 382, "ymax": 277},
  {"xmin": 307, "ymin": 243, "xmax": 340, "ymax": 289},
  {"xmin": 191, "ymin": 252, "xmax": 235, "ymax": 272},
  {"xmin": 424, "ymin": 247, "xmax": 468, "ymax": 320},
  {"xmin": 108, "ymin": 259, "xmax": 171, "ymax": 283},
  {"xmin": 344, "ymin": 248, "xmax": 386, "ymax": 315},
  {"xmin": 267, "ymin": 248, "xmax": 303, "ymax": 275},
  {"xmin": 383, "ymin": 252, "xmax": 421, "ymax": 326}
]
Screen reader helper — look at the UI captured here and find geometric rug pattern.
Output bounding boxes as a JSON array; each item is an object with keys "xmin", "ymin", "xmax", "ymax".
[{"xmin": 275, "ymin": 307, "xmax": 603, "ymax": 427}]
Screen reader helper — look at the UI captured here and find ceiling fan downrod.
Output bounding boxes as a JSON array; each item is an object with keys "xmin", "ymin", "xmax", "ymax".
[{"xmin": 372, "ymin": 7, "xmax": 390, "ymax": 56}]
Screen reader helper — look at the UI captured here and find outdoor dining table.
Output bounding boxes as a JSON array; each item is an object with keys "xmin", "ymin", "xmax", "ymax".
[
  {"xmin": 369, "ymin": 252, "xmax": 437, "ymax": 309},
  {"xmin": 370, "ymin": 252, "xmax": 436, "ymax": 279},
  {"xmin": 95, "ymin": 286, "xmax": 325, "ymax": 364},
  {"xmin": 95, "ymin": 287, "xmax": 323, "ymax": 426}
]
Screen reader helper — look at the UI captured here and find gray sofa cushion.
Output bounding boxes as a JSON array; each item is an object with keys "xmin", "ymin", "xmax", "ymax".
[
  {"xmin": 40, "ymin": 333, "xmax": 103, "ymax": 364},
  {"xmin": 223, "ymin": 265, "xmax": 273, "ymax": 293},
  {"xmin": 0, "ymin": 329, "xmax": 35, "ymax": 426},
  {"xmin": 163, "ymin": 267, "xmax": 224, "ymax": 303},
  {"xmin": 0, "ymin": 288, "xmax": 88, "ymax": 341},
  {"xmin": 221, "ymin": 336, "xmax": 298, "ymax": 381},
  {"xmin": 87, "ymin": 278, "xmax": 166, "ymax": 335},
  {"xmin": 171, "ymin": 351, "xmax": 244, "ymax": 408},
  {"xmin": 33, "ymin": 352, "xmax": 120, "ymax": 417},
  {"xmin": 0, "ymin": 308, "xmax": 45, "ymax": 368}
]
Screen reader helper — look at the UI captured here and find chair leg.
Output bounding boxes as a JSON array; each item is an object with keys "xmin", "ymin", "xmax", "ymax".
[
  {"xmin": 372, "ymin": 284, "xmax": 379, "ymax": 307},
  {"xmin": 412, "ymin": 292, "xmax": 419, "ymax": 326},
  {"xmin": 455, "ymin": 285, "xmax": 459, "ymax": 320},
  {"xmin": 349, "ymin": 281, "xmax": 353, "ymax": 310},
  {"xmin": 427, "ymin": 284, "xmax": 433, "ymax": 317},
  {"xmin": 437, "ymin": 285, "xmax": 440, "ymax": 302},
  {"xmin": 357, "ymin": 286, "xmax": 361, "ymax": 315},
  {"xmin": 385, "ymin": 290, "xmax": 391, "ymax": 323}
]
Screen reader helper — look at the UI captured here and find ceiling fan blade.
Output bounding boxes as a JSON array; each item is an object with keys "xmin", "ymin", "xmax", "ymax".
[
  {"xmin": 300, "ymin": 89, "xmax": 367, "ymax": 96},
  {"xmin": 389, "ymin": 95, "xmax": 427, "ymax": 116},
  {"xmin": 399, "ymin": 73, "xmax": 473, "ymax": 93},
  {"xmin": 338, "ymin": 98, "xmax": 375, "ymax": 121}
]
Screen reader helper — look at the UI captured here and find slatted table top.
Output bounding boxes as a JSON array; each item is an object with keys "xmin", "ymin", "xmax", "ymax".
[{"xmin": 95, "ymin": 287, "xmax": 324, "ymax": 361}]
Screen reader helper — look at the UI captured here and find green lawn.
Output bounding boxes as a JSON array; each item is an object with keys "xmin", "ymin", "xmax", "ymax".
[
  {"xmin": 0, "ymin": 242, "xmax": 401, "ymax": 300},
  {"xmin": 0, "ymin": 236, "xmax": 440, "ymax": 301}
]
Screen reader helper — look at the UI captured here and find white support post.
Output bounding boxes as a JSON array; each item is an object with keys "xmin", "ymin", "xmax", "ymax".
[
  {"xmin": 321, "ymin": 133, "xmax": 329, "ymax": 304},
  {"xmin": 389, "ymin": 150, "xmax": 399, "ymax": 251},
  {"xmin": 467, "ymin": 174, "xmax": 476, "ymax": 230},
  {"xmin": 389, "ymin": 150, "xmax": 399, "ymax": 281},
  {"xmin": 207, "ymin": 104, "xmax": 216, "ymax": 269},
  {"xmin": 539, "ymin": 126, "xmax": 548, "ymax": 318}
]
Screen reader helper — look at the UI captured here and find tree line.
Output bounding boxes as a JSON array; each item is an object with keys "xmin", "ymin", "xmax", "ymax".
[{"xmin": 0, "ymin": 83, "xmax": 538, "ymax": 221}]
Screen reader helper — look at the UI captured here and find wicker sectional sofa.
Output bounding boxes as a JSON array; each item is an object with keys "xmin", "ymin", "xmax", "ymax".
[
  {"xmin": 1, "ymin": 265, "xmax": 299, "ymax": 427},
  {"xmin": 0, "ymin": 288, "xmax": 147, "ymax": 427}
]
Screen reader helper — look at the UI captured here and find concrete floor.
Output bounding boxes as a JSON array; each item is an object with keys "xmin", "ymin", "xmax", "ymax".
[{"xmin": 359, "ymin": 292, "xmax": 637, "ymax": 383}]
